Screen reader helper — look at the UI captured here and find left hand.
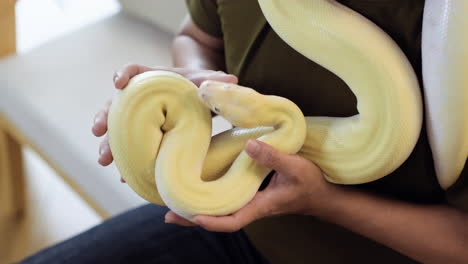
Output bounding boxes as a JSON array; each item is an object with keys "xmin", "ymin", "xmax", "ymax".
[{"xmin": 164, "ymin": 139, "xmax": 340, "ymax": 232}]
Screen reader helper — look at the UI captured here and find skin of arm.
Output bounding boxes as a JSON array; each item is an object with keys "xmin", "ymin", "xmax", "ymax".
[
  {"xmin": 172, "ymin": 16, "xmax": 225, "ymax": 70},
  {"xmin": 320, "ymin": 184, "xmax": 468, "ymax": 264}
]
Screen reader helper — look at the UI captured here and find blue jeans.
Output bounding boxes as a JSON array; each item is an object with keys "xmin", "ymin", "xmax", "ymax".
[{"xmin": 19, "ymin": 204, "xmax": 269, "ymax": 264}]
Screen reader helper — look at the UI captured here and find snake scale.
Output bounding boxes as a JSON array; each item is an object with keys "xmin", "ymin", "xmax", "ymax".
[{"xmin": 108, "ymin": 0, "xmax": 468, "ymax": 220}]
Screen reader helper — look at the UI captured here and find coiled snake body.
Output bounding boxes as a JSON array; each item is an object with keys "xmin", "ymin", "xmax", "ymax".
[{"xmin": 108, "ymin": 0, "xmax": 468, "ymax": 220}]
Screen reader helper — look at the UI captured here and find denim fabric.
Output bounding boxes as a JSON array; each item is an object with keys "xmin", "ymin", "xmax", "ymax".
[{"xmin": 19, "ymin": 204, "xmax": 270, "ymax": 264}]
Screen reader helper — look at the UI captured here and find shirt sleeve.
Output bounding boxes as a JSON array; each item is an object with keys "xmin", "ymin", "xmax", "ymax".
[
  {"xmin": 445, "ymin": 162, "xmax": 468, "ymax": 212},
  {"xmin": 185, "ymin": 0, "xmax": 223, "ymax": 38}
]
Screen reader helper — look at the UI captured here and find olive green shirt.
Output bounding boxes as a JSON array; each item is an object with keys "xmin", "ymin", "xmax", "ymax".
[{"xmin": 185, "ymin": 1, "xmax": 468, "ymax": 263}]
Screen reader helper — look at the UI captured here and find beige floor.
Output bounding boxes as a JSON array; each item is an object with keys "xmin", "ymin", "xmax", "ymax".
[{"xmin": 1, "ymin": 149, "xmax": 103, "ymax": 263}]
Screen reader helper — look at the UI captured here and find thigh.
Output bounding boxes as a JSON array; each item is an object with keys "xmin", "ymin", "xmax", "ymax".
[{"xmin": 19, "ymin": 204, "xmax": 269, "ymax": 264}]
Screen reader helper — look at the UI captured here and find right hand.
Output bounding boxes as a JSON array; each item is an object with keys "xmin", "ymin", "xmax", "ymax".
[{"xmin": 92, "ymin": 64, "xmax": 238, "ymax": 173}]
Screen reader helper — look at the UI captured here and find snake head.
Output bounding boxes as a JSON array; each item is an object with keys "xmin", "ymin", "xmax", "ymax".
[{"xmin": 198, "ymin": 80, "xmax": 263, "ymax": 128}]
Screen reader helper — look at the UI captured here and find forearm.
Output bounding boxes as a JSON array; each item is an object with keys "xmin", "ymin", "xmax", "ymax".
[
  {"xmin": 172, "ymin": 35, "xmax": 224, "ymax": 70},
  {"xmin": 171, "ymin": 17, "xmax": 225, "ymax": 70},
  {"xmin": 316, "ymin": 186, "xmax": 468, "ymax": 264}
]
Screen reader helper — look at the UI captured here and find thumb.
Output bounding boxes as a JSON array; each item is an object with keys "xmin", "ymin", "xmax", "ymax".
[{"xmin": 245, "ymin": 140, "xmax": 295, "ymax": 174}]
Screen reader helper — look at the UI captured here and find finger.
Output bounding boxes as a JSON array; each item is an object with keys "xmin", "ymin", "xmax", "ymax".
[
  {"xmin": 164, "ymin": 211, "xmax": 197, "ymax": 227},
  {"xmin": 114, "ymin": 64, "xmax": 153, "ymax": 89},
  {"xmin": 92, "ymin": 100, "xmax": 112, "ymax": 136},
  {"xmin": 245, "ymin": 140, "xmax": 298, "ymax": 174},
  {"xmin": 193, "ymin": 192, "xmax": 271, "ymax": 232},
  {"xmin": 98, "ymin": 138, "xmax": 113, "ymax": 166},
  {"xmin": 189, "ymin": 71, "xmax": 238, "ymax": 87}
]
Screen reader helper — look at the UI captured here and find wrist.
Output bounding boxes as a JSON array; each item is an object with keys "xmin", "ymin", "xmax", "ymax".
[{"xmin": 306, "ymin": 180, "xmax": 352, "ymax": 219}]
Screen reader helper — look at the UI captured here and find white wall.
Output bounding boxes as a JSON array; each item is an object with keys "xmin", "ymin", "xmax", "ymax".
[{"xmin": 118, "ymin": 0, "xmax": 187, "ymax": 34}]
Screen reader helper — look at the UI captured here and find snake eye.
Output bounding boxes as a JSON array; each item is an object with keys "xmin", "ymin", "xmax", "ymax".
[{"xmin": 214, "ymin": 106, "xmax": 220, "ymax": 113}]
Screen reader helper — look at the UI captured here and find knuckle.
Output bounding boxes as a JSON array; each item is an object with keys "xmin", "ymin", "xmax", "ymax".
[
  {"xmin": 200, "ymin": 224, "xmax": 216, "ymax": 232},
  {"xmin": 294, "ymin": 161, "xmax": 310, "ymax": 174},
  {"xmin": 103, "ymin": 104, "xmax": 112, "ymax": 114},
  {"xmin": 262, "ymin": 149, "xmax": 280, "ymax": 168},
  {"xmin": 99, "ymin": 139, "xmax": 107, "ymax": 149},
  {"xmin": 227, "ymin": 225, "xmax": 240, "ymax": 233},
  {"xmin": 94, "ymin": 110, "xmax": 102, "ymax": 121},
  {"xmin": 122, "ymin": 63, "xmax": 139, "ymax": 75},
  {"xmin": 124, "ymin": 62, "xmax": 137, "ymax": 69}
]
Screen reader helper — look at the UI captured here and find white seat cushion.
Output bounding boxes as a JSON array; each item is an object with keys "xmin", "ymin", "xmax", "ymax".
[{"xmin": 0, "ymin": 12, "xmax": 231, "ymax": 217}]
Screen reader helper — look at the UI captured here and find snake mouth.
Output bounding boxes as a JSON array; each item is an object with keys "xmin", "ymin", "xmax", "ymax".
[{"xmin": 203, "ymin": 99, "xmax": 221, "ymax": 114}]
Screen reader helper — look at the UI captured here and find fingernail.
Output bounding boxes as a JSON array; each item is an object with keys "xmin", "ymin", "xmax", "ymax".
[{"xmin": 246, "ymin": 140, "xmax": 260, "ymax": 155}]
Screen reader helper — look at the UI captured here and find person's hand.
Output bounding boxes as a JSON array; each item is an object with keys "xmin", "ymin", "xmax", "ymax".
[
  {"xmin": 165, "ymin": 139, "xmax": 341, "ymax": 232},
  {"xmin": 92, "ymin": 64, "xmax": 238, "ymax": 178}
]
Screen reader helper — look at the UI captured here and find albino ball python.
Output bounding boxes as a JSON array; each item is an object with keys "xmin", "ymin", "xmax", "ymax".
[
  {"xmin": 422, "ymin": 0, "xmax": 468, "ymax": 189},
  {"xmin": 108, "ymin": 0, "xmax": 467, "ymax": 220}
]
